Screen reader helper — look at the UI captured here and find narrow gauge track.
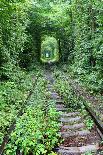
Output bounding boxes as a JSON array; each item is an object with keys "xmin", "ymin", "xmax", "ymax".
[
  {"xmin": 0, "ymin": 76, "xmax": 39, "ymax": 155},
  {"xmin": 45, "ymin": 67, "xmax": 103, "ymax": 155}
]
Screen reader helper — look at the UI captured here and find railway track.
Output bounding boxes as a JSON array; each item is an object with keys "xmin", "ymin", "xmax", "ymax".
[
  {"xmin": 0, "ymin": 66, "xmax": 103, "ymax": 155},
  {"xmin": 45, "ymin": 69, "xmax": 103, "ymax": 155},
  {"xmin": 58, "ymin": 74, "xmax": 103, "ymax": 139},
  {"xmin": 0, "ymin": 76, "xmax": 39, "ymax": 155}
]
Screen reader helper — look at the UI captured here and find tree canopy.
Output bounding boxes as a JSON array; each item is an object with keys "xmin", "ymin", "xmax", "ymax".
[{"xmin": 0, "ymin": 0, "xmax": 103, "ymax": 92}]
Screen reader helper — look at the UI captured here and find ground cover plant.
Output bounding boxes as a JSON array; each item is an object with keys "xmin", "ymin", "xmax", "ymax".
[
  {"xmin": 53, "ymin": 70, "xmax": 81, "ymax": 110},
  {"xmin": 3, "ymin": 77, "xmax": 60, "ymax": 155},
  {"xmin": 0, "ymin": 67, "xmax": 42, "ymax": 145}
]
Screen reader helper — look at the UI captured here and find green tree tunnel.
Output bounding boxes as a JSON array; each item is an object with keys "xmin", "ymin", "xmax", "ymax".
[
  {"xmin": 0, "ymin": 0, "xmax": 103, "ymax": 92},
  {"xmin": 40, "ymin": 36, "xmax": 59, "ymax": 63},
  {"xmin": 0, "ymin": 0, "xmax": 103, "ymax": 154}
]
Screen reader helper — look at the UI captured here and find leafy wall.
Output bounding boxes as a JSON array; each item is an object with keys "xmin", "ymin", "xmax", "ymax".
[
  {"xmin": 0, "ymin": 0, "xmax": 31, "ymax": 78},
  {"xmin": 70, "ymin": 0, "xmax": 103, "ymax": 93}
]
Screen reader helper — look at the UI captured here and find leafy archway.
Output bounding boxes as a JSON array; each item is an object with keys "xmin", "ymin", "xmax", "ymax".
[{"xmin": 41, "ymin": 36, "xmax": 59, "ymax": 63}]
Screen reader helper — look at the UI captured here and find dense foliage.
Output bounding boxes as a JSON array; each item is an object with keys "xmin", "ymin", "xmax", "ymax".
[
  {"xmin": 0, "ymin": 0, "xmax": 31, "ymax": 78},
  {"xmin": 0, "ymin": 0, "xmax": 103, "ymax": 154},
  {"xmin": 70, "ymin": 0, "xmax": 103, "ymax": 93},
  {"xmin": 1, "ymin": 0, "xmax": 102, "ymax": 92}
]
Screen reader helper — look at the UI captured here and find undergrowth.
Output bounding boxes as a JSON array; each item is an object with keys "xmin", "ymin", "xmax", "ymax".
[{"xmin": 3, "ymin": 76, "xmax": 60, "ymax": 155}]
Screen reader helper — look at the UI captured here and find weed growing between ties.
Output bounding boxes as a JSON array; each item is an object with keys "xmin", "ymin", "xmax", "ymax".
[
  {"xmin": 53, "ymin": 69, "xmax": 97, "ymax": 131},
  {"xmin": 53, "ymin": 70, "xmax": 82, "ymax": 111}
]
